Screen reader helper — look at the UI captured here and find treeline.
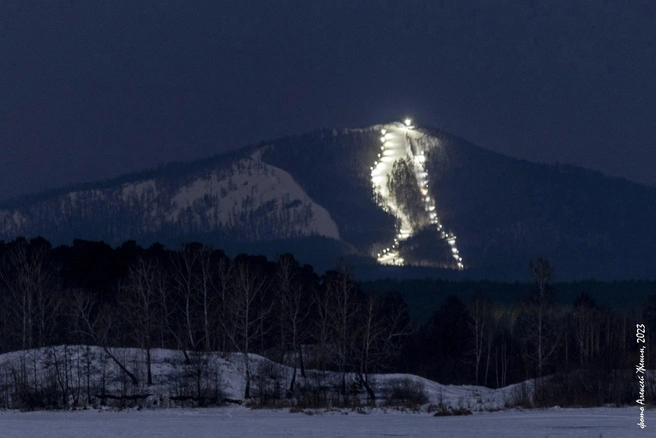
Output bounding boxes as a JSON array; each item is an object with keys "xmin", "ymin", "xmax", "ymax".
[
  {"xmin": 403, "ymin": 259, "xmax": 656, "ymax": 406},
  {"xmin": 0, "ymin": 237, "xmax": 413, "ymax": 408},
  {"xmin": 363, "ymin": 278, "xmax": 656, "ymax": 321},
  {"xmin": 0, "ymin": 238, "xmax": 654, "ymax": 409}
]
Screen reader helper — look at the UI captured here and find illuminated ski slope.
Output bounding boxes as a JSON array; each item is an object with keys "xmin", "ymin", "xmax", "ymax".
[{"xmin": 370, "ymin": 120, "xmax": 463, "ymax": 269}]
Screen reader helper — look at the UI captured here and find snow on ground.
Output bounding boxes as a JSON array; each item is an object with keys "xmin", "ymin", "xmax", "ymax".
[
  {"xmin": 167, "ymin": 151, "xmax": 340, "ymax": 239},
  {"xmin": 0, "ymin": 346, "xmax": 652, "ymax": 437},
  {"xmin": 0, "ymin": 345, "xmax": 534, "ymax": 412},
  {"xmin": 0, "ymin": 406, "xmax": 650, "ymax": 438},
  {"xmin": 0, "ymin": 151, "xmax": 340, "ymax": 241},
  {"xmin": 370, "ymin": 122, "xmax": 463, "ymax": 268},
  {"xmin": 0, "ymin": 346, "xmax": 519, "ymax": 411}
]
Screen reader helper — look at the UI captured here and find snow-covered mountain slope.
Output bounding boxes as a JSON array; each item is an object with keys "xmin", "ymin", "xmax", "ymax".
[
  {"xmin": 0, "ymin": 152, "xmax": 339, "ymax": 244},
  {"xmin": 2, "ymin": 121, "xmax": 656, "ymax": 279},
  {"xmin": 368, "ymin": 121, "xmax": 463, "ymax": 269}
]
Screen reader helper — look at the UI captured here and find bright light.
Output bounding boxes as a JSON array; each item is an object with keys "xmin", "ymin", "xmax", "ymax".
[{"xmin": 371, "ymin": 123, "xmax": 463, "ymax": 270}]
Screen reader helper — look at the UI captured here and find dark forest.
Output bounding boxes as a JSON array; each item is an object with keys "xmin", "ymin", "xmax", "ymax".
[{"xmin": 0, "ymin": 237, "xmax": 654, "ymax": 410}]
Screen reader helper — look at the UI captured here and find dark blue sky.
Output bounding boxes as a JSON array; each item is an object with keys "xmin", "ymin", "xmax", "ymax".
[{"xmin": 1, "ymin": 1, "xmax": 655, "ymax": 201}]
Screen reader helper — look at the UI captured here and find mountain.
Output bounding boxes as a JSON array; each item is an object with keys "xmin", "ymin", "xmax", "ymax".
[{"xmin": 1, "ymin": 121, "xmax": 655, "ymax": 280}]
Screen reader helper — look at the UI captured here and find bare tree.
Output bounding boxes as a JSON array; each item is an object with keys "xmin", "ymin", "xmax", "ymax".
[
  {"xmin": 198, "ymin": 248, "xmax": 215, "ymax": 352},
  {"xmin": 357, "ymin": 292, "xmax": 414, "ymax": 400},
  {"xmin": 520, "ymin": 257, "xmax": 561, "ymax": 400},
  {"xmin": 275, "ymin": 254, "xmax": 309, "ymax": 394},
  {"xmin": 312, "ymin": 275, "xmax": 335, "ymax": 372},
  {"xmin": 571, "ymin": 292, "xmax": 598, "ymax": 366},
  {"xmin": 70, "ymin": 289, "xmax": 139, "ymax": 386},
  {"xmin": 171, "ymin": 243, "xmax": 202, "ymax": 352},
  {"xmin": 356, "ymin": 293, "xmax": 384, "ymax": 400},
  {"xmin": 167, "ymin": 246, "xmax": 223, "ymax": 402},
  {"xmin": 223, "ymin": 257, "xmax": 270, "ymax": 398},
  {"xmin": 325, "ymin": 265, "xmax": 360, "ymax": 398},
  {"xmin": 493, "ymin": 307, "xmax": 517, "ymax": 388},
  {"xmin": 468, "ymin": 294, "xmax": 492, "ymax": 386},
  {"xmin": 155, "ymin": 264, "xmax": 172, "ymax": 349},
  {"xmin": 482, "ymin": 305, "xmax": 502, "ymax": 387},
  {"xmin": 214, "ymin": 255, "xmax": 233, "ymax": 354},
  {"xmin": 121, "ymin": 258, "xmax": 162, "ymax": 385},
  {"xmin": 0, "ymin": 239, "xmax": 60, "ymax": 349}
]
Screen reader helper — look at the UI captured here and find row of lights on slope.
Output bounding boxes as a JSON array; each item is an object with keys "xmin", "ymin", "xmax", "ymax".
[
  {"xmin": 371, "ymin": 122, "xmax": 415, "ymax": 265},
  {"xmin": 408, "ymin": 134, "xmax": 464, "ymax": 270}
]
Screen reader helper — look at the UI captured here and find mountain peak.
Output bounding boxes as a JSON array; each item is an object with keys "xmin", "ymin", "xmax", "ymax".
[{"xmin": 1, "ymin": 122, "xmax": 654, "ymax": 280}]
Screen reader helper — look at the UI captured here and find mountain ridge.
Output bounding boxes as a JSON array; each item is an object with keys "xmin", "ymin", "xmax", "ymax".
[{"xmin": 2, "ymin": 122, "xmax": 654, "ymax": 280}]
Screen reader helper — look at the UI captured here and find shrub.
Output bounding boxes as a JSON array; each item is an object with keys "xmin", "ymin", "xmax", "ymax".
[
  {"xmin": 432, "ymin": 408, "xmax": 472, "ymax": 416},
  {"xmin": 384, "ymin": 378, "xmax": 428, "ymax": 408},
  {"xmin": 505, "ymin": 381, "xmax": 533, "ymax": 409}
]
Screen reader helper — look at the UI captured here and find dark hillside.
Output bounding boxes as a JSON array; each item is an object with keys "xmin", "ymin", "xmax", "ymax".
[{"xmin": 424, "ymin": 128, "xmax": 656, "ymax": 280}]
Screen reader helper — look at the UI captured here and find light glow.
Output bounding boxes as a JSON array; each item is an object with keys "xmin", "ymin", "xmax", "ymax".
[{"xmin": 370, "ymin": 121, "xmax": 464, "ymax": 269}]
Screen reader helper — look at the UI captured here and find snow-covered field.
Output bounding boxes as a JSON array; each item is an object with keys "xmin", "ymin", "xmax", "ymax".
[
  {"xmin": 0, "ymin": 346, "xmax": 528, "ymax": 412},
  {"xmin": 0, "ymin": 406, "xmax": 650, "ymax": 437},
  {"xmin": 0, "ymin": 346, "xmax": 652, "ymax": 437}
]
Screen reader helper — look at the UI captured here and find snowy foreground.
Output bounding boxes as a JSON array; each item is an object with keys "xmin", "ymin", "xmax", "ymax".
[
  {"xmin": 0, "ymin": 346, "xmax": 528, "ymax": 411},
  {"xmin": 0, "ymin": 406, "xmax": 651, "ymax": 438},
  {"xmin": 0, "ymin": 346, "xmax": 652, "ymax": 436}
]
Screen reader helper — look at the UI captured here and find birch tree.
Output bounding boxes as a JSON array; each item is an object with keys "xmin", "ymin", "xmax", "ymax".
[
  {"xmin": 520, "ymin": 257, "xmax": 561, "ymax": 399},
  {"xmin": 121, "ymin": 258, "xmax": 162, "ymax": 385},
  {"xmin": 275, "ymin": 254, "xmax": 309, "ymax": 394},
  {"xmin": 223, "ymin": 256, "xmax": 270, "ymax": 398},
  {"xmin": 0, "ymin": 238, "xmax": 60, "ymax": 350}
]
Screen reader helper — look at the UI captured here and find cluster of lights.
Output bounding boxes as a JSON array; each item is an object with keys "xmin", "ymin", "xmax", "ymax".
[
  {"xmin": 369, "ymin": 120, "xmax": 464, "ymax": 270},
  {"xmin": 411, "ymin": 138, "xmax": 464, "ymax": 270},
  {"xmin": 371, "ymin": 126, "xmax": 405, "ymax": 266}
]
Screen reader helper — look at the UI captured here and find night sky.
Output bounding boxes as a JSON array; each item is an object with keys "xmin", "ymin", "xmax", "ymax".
[{"xmin": 1, "ymin": 1, "xmax": 655, "ymax": 201}]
